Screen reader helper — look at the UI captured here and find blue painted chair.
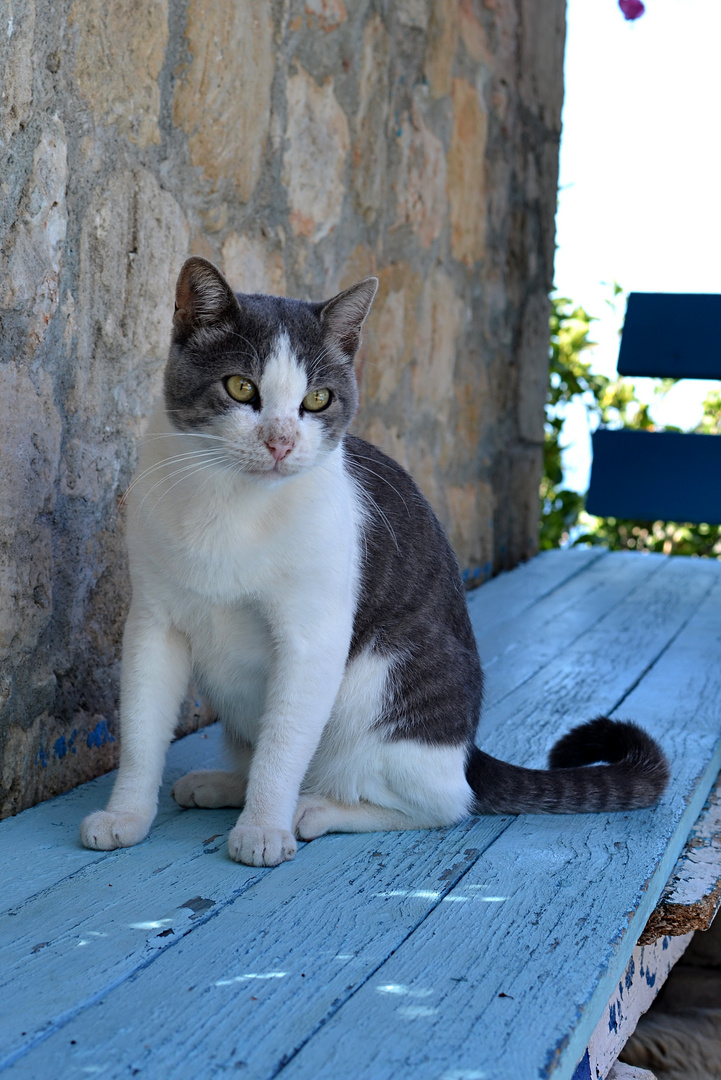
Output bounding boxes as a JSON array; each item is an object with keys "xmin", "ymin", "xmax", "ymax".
[{"xmin": 586, "ymin": 293, "xmax": 721, "ymax": 525}]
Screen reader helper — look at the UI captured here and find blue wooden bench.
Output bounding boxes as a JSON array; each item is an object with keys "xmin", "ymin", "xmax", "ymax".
[
  {"xmin": 2, "ymin": 548, "xmax": 720, "ymax": 1079},
  {"xmin": 587, "ymin": 292, "xmax": 721, "ymax": 524}
]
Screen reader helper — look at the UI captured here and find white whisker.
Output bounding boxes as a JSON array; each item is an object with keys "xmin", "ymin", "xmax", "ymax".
[
  {"xmin": 139, "ymin": 431, "xmax": 226, "ymax": 444},
  {"xmin": 122, "ymin": 449, "xmax": 225, "ymax": 505},
  {"xmin": 347, "ymin": 457, "xmax": 411, "ymax": 517},
  {"xmin": 135, "ymin": 454, "xmax": 226, "ymax": 521}
]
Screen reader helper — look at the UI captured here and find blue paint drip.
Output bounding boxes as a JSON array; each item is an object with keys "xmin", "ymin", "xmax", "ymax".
[
  {"xmin": 625, "ymin": 954, "xmax": 635, "ymax": 990},
  {"xmin": 662, "ymin": 936, "xmax": 669, "ymax": 950},
  {"xmin": 54, "ymin": 736, "xmax": 67, "ymax": 760},
  {"xmin": 69, "ymin": 728, "xmax": 78, "ymax": 755},
  {"xmin": 86, "ymin": 720, "xmax": 115, "ymax": 750},
  {"xmin": 645, "ymin": 968, "xmax": 656, "ymax": 988},
  {"xmin": 571, "ymin": 1049, "xmax": 591, "ymax": 1080},
  {"xmin": 35, "ymin": 747, "xmax": 49, "ymax": 769},
  {"xmin": 608, "ymin": 1002, "xmax": 618, "ymax": 1033}
]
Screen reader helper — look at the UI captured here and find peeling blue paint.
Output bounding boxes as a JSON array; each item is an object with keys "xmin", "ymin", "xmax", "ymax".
[
  {"xmin": 645, "ymin": 968, "xmax": 656, "ymax": 988},
  {"xmin": 571, "ymin": 1050, "xmax": 591, "ymax": 1080},
  {"xmin": 625, "ymin": 955, "xmax": 635, "ymax": 990},
  {"xmin": 608, "ymin": 1003, "xmax": 617, "ymax": 1033},
  {"xmin": 618, "ymin": 980, "xmax": 624, "ymax": 1000},
  {"xmin": 86, "ymin": 720, "xmax": 115, "ymax": 750},
  {"xmin": 54, "ymin": 729, "xmax": 79, "ymax": 760}
]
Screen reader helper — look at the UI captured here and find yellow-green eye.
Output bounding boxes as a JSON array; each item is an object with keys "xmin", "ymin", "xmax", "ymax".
[
  {"xmin": 226, "ymin": 375, "xmax": 258, "ymax": 403},
  {"xmin": 302, "ymin": 388, "xmax": 331, "ymax": 412}
]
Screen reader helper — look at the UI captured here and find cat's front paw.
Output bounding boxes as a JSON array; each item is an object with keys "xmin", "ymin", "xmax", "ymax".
[
  {"xmin": 80, "ymin": 810, "xmax": 151, "ymax": 850},
  {"xmin": 227, "ymin": 824, "xmax": 297, "ymax": 867}
]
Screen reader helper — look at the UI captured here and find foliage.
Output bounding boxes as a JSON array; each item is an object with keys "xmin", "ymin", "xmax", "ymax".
[{"xmin": 540, "ymin": 295, "xmax": 721, "ymax": 558}]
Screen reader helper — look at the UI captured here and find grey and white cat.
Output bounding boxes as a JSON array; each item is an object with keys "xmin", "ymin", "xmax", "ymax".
[{"xmin": 80, "ymin": 257, "xmax": 669, "ymax": 867}]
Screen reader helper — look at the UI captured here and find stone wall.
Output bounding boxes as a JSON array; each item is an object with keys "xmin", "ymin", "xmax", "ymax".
[{"xmin": 0, "ymin": 0, "xmax": 565, "ymax": 816}]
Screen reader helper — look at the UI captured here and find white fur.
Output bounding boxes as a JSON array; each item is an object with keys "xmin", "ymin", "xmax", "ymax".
[{"xmin": 80, "ymin": 336, "xmax": 473, "ymax": 866}]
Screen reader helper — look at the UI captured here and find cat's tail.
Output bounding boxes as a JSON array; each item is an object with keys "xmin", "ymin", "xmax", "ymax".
[{"xmin": 466, "ymin": 717, "xmax": 669, "ymax": 815}]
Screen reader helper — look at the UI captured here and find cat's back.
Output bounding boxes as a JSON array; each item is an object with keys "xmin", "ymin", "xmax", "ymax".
[{"xmin": 343, "ymin": 435, "xmax": 481, "ymax": 731}]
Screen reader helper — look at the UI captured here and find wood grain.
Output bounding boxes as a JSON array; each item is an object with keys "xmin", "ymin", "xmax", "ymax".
[{"xmin": 1, "ymin": 552, "xmax": 719, "ymax": 1080}]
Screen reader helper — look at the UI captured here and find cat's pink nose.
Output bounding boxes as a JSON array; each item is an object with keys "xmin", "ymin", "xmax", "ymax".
[{"xmin": 266, "ymin": 439, "xmax": 294, "ymax": 463}]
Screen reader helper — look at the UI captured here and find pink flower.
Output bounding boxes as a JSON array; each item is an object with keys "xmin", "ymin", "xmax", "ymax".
[{"xmin": 619, "ymin": 0, "xmax": 645, "ymax": 19}]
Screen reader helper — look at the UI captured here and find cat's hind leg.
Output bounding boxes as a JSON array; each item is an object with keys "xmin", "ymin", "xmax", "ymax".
[
  {"xmin": 172, "ymin": 770, "xmax": 247, "ymax": 808},
  {"xmin": 293, "ymin": 796, "xmax": 431, "ymax": 840},
  {"xmin": 172, "ymin": 742, "xmax": 251, "ymax": 809}
]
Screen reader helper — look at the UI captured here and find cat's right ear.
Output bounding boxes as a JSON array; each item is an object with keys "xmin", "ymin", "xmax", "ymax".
[{"xmin": 173, "ymin": 257, "xmax": 238, "ymax": 334}]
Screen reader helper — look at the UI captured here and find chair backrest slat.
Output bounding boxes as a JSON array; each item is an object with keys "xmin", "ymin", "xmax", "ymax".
[
  {"xmin": 586, "ymin": 429, "xmax": 721, "ymax": 524},
  {"xmin": 618, "ymin": 293, "xmax": 721, "ymax": 380}
]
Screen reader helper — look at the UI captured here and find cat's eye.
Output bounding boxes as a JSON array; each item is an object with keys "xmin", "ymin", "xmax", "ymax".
[
  {"xmin": 302, "ymin": 388, "xmax": 331, "ymax": 412},
  {"xmin": 226, "ymin": 376, "xmax": 258, "ymax": 403}
]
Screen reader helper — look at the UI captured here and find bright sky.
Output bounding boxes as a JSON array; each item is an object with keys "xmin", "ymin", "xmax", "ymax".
[{"xmin": 554, "ymin": 0, "xmax": 721, "ymax": 491}]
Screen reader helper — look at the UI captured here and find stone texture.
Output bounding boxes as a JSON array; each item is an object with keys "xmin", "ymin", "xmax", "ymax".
[
  {"xmin": 0, "ymin": 0, "xmax": 36, "ymax": 141},
  {"xmin": 448, "ymin": 77, "xmax": 488, "ymax": 267},
  {"xmin": 0, "ymin": 366, "xmax": 62, "ymax": 655},
  {"xmin": 222, "ymin": 232, "xmax": 286, "ymax": 296},
  {"xmin": 173, "ymin": 0, "xmax": 273, "ymax": 199},
  {"xmin": 395, "ymin": 93, "xmax": 447, "ymax": 247},
  {"xmin": 353, "ymin": 15, "xmax": 390, "ymax": 225},
  {"xmin": 0, "ymin": 117, "xmax": 68, "ymax": 350},
  {"xmin": 283, "ymin": 66, "xmax": 350, "ymax": 242},
  {"xmin": 305, "ymin": 0, "xmax": 347, "ymax": 32},
  {"xmin": 0, "ymin": 0, "xmax": 565, "ymax": 815},
  {"xmin": 424, "ymin": 0, "xmax": 459, "ymax": 99},
  {"xmin": 70, "ymin": 0, "xmax": 168, "ymax": 148}
]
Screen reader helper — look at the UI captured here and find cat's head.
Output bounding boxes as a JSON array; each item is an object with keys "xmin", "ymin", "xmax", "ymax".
[{"xmin": 164, "ymin": 257, "xmax": 377, "ymax": 480}]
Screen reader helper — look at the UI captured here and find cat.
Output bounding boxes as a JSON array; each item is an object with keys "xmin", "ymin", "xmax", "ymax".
[{"xmin": 80, "ymin": 256, "xmax": 670, "ymax": 867}]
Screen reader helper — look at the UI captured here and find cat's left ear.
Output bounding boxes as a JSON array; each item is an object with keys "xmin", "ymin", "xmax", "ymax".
[{"xmin": 318, "ymin": 277, "xmax": 378, "ymax": 358}]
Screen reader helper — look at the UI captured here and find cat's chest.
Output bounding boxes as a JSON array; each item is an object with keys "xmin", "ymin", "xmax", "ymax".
[
  {"xmin": 145, "ymin": 501, "xmax": 300, "ymax": 605},
  {"xmin": 131, "ymin": 468, "xmax": 357, "ymax": 609}
]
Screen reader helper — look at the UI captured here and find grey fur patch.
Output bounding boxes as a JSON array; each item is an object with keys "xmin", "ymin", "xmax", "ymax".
[{"xmin": 344, "ymin": 436, "xmax": 483, "ymax": 747}]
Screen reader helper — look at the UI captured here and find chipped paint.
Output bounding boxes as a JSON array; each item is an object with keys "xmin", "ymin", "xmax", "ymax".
[
  {"xmin": 585, "ymin": 933, "xmax": 693, "ymax": 1080},
  {"xmin": 639, "ymin": 775, "xmax": 721, "ymax": 943},
  {"xmin": 85, "ymin": 720, "xmax": 115, "ymax": 750}
]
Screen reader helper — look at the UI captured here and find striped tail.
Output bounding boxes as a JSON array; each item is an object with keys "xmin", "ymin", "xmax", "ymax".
[{"xmin": 466, "ymin": 717, "xmax": 669, "ymax": 815}]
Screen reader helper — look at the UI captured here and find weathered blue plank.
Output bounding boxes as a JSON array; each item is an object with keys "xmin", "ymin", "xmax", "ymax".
[
  {"xmin": 585, "ymin": 932, "xmax": 694, "ymax": 1080},
  {"xmin": 0, "ymin": 724, "xmax": 226, "ymax": 914},
  {"xmin": 480, "ymin": 553, "xmax": 718, "ymax": 757},
  {"xmin": 1, "ymin": 816, "xmax": 513, "ymax": 1077},
  {"xmin": 466, "ymin": 547, "xmax": 606, "ymax": 637},
  {"xmin": 270, "ymin": 574, "xmax": 721, "ymax": 1080},
  {"xmin": 473, "ymin": 551, "xmax": 664, "ymax": 710},
  {"xmin": 1, "ymin": 554, "xmax": 719, "ymax": 1080}
]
